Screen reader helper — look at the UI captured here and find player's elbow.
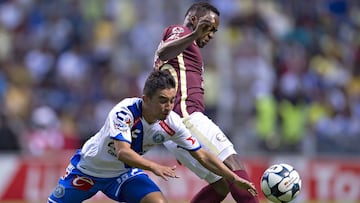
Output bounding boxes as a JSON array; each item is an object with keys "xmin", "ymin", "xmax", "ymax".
[
  {"xmin": 157, "ymin": 45, "xmax": 179, "ymax": 61},
  {"xmin": 157, "ymin": 49, "xmax": 170, "ymax": 61}
]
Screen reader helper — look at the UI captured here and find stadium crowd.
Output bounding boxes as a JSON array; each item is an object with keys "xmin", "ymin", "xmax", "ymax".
[{"xmin": 0, "ymin": 0, "xmax": 359, "ymax": 156}]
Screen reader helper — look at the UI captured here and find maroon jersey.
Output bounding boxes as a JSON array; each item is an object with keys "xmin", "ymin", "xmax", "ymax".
[{"xmin": 154, "ymin": 25, "xmax": 205, "ymax": 117}]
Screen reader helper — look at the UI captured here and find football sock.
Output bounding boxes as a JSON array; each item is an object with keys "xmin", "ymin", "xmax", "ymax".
[
  {"xmin": 190, "ymin": 184, "xmax": 227, "ymax": 203},
  {"xmin": 227, "ymin": 170, "xmax": 259, "ymax": 203}
]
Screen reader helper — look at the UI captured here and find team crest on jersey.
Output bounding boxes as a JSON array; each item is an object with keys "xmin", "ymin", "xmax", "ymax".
[
  {"xmin": 153, "ymin": 133, "xmax": 165, "ymax": 143},
  {"xmin": 52, "ymin": 184, "xmax": 65, "ymax": 198},
  {"xmin": 172, "ymin": 26, "xmax": 184, "ymax": 34}
]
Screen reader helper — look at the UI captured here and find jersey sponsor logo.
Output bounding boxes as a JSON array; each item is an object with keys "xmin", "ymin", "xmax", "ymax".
[
  {"xmin": 216, "ymin": 133, "xmax": 227, "ymax": 142},
  {"xmin": 71, "ymin": 175, "xmax": 95, "ymax": 191},
  {"xmin": 153, "ymin": 133, "xmax": 165, "ymax": 143},
  {"xmin": 186, "ymin": 136, "xmax": 196, "ymax": 145},
  {"xmin": 52, "ymin": 184, "xmax": 65, "ymax": 198},
  {"xmin": 107, "ymin": 141, "xmax": 117, "ymax": 157}
]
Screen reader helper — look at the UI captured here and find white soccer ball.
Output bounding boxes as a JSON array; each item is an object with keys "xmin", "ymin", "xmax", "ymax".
[{"xmin": 260, "ymin": 163, "xmax": 302, "ymax": 203}]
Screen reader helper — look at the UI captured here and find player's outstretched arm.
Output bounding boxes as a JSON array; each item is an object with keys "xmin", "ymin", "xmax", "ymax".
[
  {"xmin": 114, "ymin": 140, "xmax": 178, "ymax": 181},
  {"xmin": 189, "ymin": 148, "xmax": 258, "ymax": 196}
]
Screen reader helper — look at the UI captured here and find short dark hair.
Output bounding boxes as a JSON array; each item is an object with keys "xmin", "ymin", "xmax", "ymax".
[
  {"xmin": 185, "ymin": 2, "xmax": 220, "ymax": 18},
  {"xmin": 143, "ymin": 70, "xmax": 176, "ymax": 98}
]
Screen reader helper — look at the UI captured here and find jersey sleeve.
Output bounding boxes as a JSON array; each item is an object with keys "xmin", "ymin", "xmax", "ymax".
[
  {"xmin": 154, "ymin": 25, "xmax": 191, "ymax": 70},
  {"xmin": 163, "ymin": 25, "xmax": 191, "ymax": 43},
  {"xmin": 108, "ymin": 106, "xmax": 133, "ymax": 144},
  {"xmin": 166, "ymin": 112, "xmax": 201, "ymax": 151}
]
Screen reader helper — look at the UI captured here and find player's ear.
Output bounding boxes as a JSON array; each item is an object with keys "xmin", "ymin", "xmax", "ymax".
[
  {"xmin": 190, "ymin": 15, "xmax": 197, "ymax": 24},
  {"xmin": 142, "ymin": 95, "xmax": 148, "ymax": 103},
  {"xmin": 188, "ymin": 15, "xmax": 198, "ymax": 30}
]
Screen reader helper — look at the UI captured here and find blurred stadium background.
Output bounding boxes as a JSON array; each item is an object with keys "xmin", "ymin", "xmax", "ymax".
[{"xmin": 0, "ymin": 0, "xmax": 359, "ymax": 202}]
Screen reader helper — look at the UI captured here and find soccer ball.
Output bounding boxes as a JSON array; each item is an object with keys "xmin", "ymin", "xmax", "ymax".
[{"xmin": 260, "ymin": 163, "xmax": 302, "ymax": 203}]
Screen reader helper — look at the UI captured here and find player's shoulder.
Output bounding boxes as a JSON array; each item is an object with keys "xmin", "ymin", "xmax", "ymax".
[
  {"xmin": 165, "ymin": 24, "xmax": 189, "ymax": 35},
  {"xmin": 107, "ymin": 98, "xmax": 142, "ymax": 129}
]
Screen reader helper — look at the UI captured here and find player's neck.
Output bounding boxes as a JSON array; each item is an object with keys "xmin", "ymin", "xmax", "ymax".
[{"xmin": 142, "ymin": 108, "xmax": 157, "ymax": 124}]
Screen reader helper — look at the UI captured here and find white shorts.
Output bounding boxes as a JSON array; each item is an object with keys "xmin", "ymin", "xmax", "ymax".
[{"xmin": 164, "ymin": 112, "xmax": 236, "ymax": 184}]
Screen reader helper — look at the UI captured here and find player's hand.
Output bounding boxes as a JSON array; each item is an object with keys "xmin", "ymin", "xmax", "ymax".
[
  {"xmin": 151, "ymin": 164, "xmax": 179, "ymax": 181},
  {"xmin": 194, "ymin": 17, "xmax": 213, "ymax": 37},
  {"xmin": 233, "ymin": 177, "xmax": 258, "ymax": 197}
]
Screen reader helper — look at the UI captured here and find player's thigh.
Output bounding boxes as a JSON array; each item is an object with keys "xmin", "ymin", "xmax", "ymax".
[
  {"xmin": 48, "ymin": 170, "xmax": 97, "ymax": 203},
  {"xmin": 163, "ymin": 140, "xmax": 221, "ymax": 184},
  {"xmin": 184, "ymin": 112, "xmax": 236, "ymax": 161},
  {"xmin": 118, "ymin": 173, "xmax": 163, "ymax": 203},
  {"xmin": 48, "ymin": 185, "xmax": 96, "ymax": 203}
]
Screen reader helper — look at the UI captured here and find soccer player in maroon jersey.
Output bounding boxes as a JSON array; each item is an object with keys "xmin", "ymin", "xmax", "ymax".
[{"xmin": 154, "ymin": 2, "xmax": 259, "ymax": 203}]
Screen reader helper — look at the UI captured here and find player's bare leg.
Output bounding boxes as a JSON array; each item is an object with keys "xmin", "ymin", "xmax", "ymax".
[
  {"xmin": 223, "ymin": 154, "xmax": 259, "ymax": 203},
  {"xmin": 192, "ymin": 154, "xmax": 259, "ymax": 203},
  {"xmin": 140, "ymin": 191, "xmax": 167, "ymax": 203},
  {"xmin": 191, "ymin": 178, "xmax": 229, "ymax": 203}
]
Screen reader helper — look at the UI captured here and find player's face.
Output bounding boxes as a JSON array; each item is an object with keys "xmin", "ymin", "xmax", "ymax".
[
  {"xmin": 147, "ymin": 88, "xmax": 176, "ymax": 121},
  {"xmin": 196, "ymin": 11, "xmax": 219, "ymax": 48}
]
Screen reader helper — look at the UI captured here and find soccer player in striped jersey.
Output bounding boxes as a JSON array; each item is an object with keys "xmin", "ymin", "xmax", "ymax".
[
  {"xmin": 48, "ymin": 70, "xmax": 257, "ymax": 203},
  {"xmin": 154, "ymin": 2, "xmax": 259, "ymax": 203}
]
